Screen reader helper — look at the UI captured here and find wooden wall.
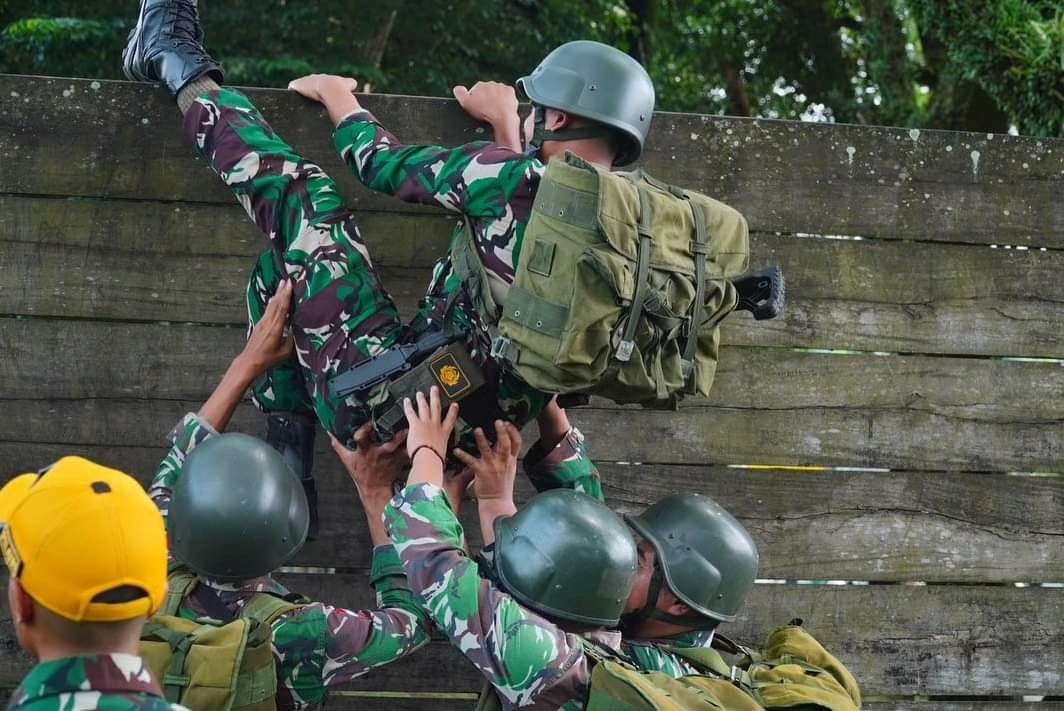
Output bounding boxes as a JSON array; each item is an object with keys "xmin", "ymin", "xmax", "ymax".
[{"xmin": 1, "ymin": 74, "xmax": 1063, "ymax": 707}]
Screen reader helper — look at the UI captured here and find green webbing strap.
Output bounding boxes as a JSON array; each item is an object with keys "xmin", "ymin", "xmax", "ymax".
[
  {"xmin": 162, "ymin": 570, "xmax": 199, "ymax": 617},
  {"xmin": 239, "ymin": 592, "xmax": 303, "ymax": 627},
  {"xmin": 617, "ymin": 185, "xmax": 653, "ymax": 363},
  {"xmin": 451, "ymin": 221, "xmax": 514, "ymax": 362},
  {"xmin": 142, "ymin": 622, "xmax": 197, "ymax": 703},
  {"xmin": 682, "ymin": 197, "xmax": 709, "ymax": 392}
]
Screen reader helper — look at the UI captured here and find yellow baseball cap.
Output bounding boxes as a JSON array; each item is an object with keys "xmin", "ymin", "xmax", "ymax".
[{"xmin": 0, "ymin": 457, "xmax": 168, "ymax": 622}]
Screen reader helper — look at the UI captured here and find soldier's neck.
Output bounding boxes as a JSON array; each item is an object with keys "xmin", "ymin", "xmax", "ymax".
[
  {"xmin": 543, "ymin": 141, "xmax": 615, "ymax": 170},
  {"xmin": 34, "ymin": 636, "xmax": 141, "ymax": 663}
]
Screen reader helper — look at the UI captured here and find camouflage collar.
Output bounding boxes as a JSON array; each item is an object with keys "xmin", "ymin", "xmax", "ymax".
[
  {"xmin": 583, "ymin": 628, "xmax": 623, "ymax": 650},
  {"xmin": 201, "ymin": 574, "xmax": 288, "ymax": 595},
  {"xmin": 13, "ymin": 653, "xmax": 164, "ymax": 702}
]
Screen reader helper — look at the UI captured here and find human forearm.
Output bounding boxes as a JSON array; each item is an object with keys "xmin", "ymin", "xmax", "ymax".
[
  {"xmin": 477, "ymin": 499, "xmax": 517, "ymax": 545},
  {"xmin": 320, "ymin": 79, "xmax": 363, "ymax": 127},
  {"xmin": 490, "ymin": 113, "xmax": 523, "ymax": 153},
  {"xmin": 359, "ymin": 491, "xmax": 394, "ymax": 547},
  {"xmin": 536, "ymin": 399, "xmax": 572, "ymax": 453},
  {"xmin": 196, "ymin": 357, "xmax": 259, "ymax": 433}
]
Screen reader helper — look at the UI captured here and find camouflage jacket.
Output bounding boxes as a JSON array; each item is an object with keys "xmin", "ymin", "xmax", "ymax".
[
  {"xmin": 384, "ymin": 482, "xmax": 623, "ymax": 710},
  {"xmin": 524, "ymin": 429, "xmax": 717, "ymax": 679},
  {"xmin": 334, "ymin": 112, "xmax": 552, "ymax": 427},
  {"xmin": 150, "ymin": 413, "xmax": 432, "ymax": 710},
  {"xmin": 7, "ymin": 654, "xmax": 186, "ymax": 710}
]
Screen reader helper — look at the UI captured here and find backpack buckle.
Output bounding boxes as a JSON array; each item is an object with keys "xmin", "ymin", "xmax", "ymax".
[
  {"xmin": 490, "ymin": 336, "xmax": 513, "ymax": 362},
  {"xmin": 616, "ymin": 339, "xmax": 635, "ymax": 362},
  {"xmin": 729, "ymin": 665, "xmax": 741, "ymax": 686}
]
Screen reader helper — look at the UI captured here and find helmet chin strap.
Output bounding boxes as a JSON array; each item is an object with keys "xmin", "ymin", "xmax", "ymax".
[
  {"xmin": 620, "ymin": 560, "xmax": 720, "ymax": 633},
  {"xmin": 527, "ymin": 104, "xmax": 611, "ymax": 158}
]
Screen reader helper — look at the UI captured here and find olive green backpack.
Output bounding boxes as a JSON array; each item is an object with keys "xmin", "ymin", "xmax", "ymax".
[
  {"xmin": 452, "ymin": 152, "xmax": 750, "ymax": 408},
  {"xmin": 475, "ymin": 625, "xmax": 862, "ymax": 711},
  {"xmin": 655, "ymin": 625, "xmax": 862, "ymax": 711},
  {"xmin": 139, "ymin": 569, "xmax": 308, "ymax": 711}
]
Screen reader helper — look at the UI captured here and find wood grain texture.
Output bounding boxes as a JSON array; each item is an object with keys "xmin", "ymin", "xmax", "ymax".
[
  {"xmin": 0, "ymin": 577, "xmax": 1059, "ymax": 696},
  {"xmin": 5, "ymin": 196, "xmax": 1064, "ymax": 357},
  {"xmin": 1, "ymin": 75, "xmax": 1061, "ymax": 244},
  {"xmin": 1, "ymin": 439, "xmax": 1061, "ymax": 583}
]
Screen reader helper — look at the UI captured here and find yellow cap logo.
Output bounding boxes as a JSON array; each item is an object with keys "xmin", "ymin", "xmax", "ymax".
[{"xmin": 0, "ymin": 527, "xmax": 22, "ymax": 578}]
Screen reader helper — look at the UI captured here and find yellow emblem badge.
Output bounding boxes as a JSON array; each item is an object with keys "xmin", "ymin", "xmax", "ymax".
[{"xmin": 439, "ymin": 365, "xmax": 461, "ymax": 387}]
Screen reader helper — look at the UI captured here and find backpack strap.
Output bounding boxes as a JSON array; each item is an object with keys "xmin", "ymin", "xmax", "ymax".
[
  {"xmin": 239, "ymin": 591, "xmax": 308, "ymax": 627},
  {"xmin": 681, "ymin": 196, "xmax": 709, "ymax": 393},
  {"xmin": 661, "ymin": 645, "xmax": 766, "ymax": 705},
  {"xmin": 161, "ymin": 568, "xmax": 199, "ymax": 617},
  {"xmin": 140, "ymin": 620, "xmax": 203, "ymax": 704},
  {"xmin": 616, "ymin": 184, "xmax": 653, "ymax": 364}
]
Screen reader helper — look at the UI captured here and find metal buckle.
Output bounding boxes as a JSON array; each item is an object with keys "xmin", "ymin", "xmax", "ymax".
[
  {"xmin": 490, "ymin": 336, "xmax": 512, "ymax": 361},
  {"xmin": 616, "ymin": 339, "xmax": 635, "ymax": 362}
]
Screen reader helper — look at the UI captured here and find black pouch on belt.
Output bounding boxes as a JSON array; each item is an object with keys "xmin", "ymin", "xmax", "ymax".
[{"xmin": 373, "ymin": 343, "xmax": 488, "ymax": 440}]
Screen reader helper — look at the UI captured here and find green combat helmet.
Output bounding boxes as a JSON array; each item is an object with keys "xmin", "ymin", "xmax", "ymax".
[
  {"xmin": 625, "ymin": 493, "xmax": 759, "ymax": 628},
  {"xmin": 518, "ymin": 40, "xmax": 655, "ymax": 166},
  {"xmin": 169, "ymin": 433, "xmax": 310, "ymax": 581},
  {"xmin": 494, "ymin": 489, "xmax": 638, "ymax": 626}
]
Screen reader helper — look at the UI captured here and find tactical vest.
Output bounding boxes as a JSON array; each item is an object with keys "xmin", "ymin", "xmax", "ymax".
[
  {"xmin": 139, "ymin": 569, "xmax": 309, "ymax": 711},
  {"xmin": 452, "ymin": 152, "xmax": 749, "ymax": 408}
]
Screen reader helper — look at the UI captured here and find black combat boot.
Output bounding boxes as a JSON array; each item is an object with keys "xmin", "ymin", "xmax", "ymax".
[
  {"xmin": 266, "ymin": 414, "xmax": 320, "ymax": 541},
  {"xmin": 122, "ymin": 0, "xmax": 224, "ymax": 95}
]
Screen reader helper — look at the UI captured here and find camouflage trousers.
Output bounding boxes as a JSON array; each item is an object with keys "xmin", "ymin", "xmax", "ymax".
[{"xmin": 185, "ymin": 89, "xmax": 404, "ymax": 441}]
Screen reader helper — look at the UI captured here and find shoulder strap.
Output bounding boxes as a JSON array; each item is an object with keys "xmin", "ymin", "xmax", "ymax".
[
  {"xmin": 239, "ymin": 591, "xmax": 307, "ymax": 627},
  {"xmin": 161, "ymin": 569, "xmax": 199, "ymax": 617},
  {"xmin": 681, "ymin": 194, "xmax": 709, "ymax": 393}
]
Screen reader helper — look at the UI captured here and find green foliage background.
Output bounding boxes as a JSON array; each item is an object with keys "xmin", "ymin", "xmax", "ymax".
[{"xmin": 1, "ymin": 0, "xmax": 1060, "ymax": 136}]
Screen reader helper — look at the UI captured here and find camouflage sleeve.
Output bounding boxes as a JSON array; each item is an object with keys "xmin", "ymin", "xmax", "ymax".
[
  {"xmin": 523, "ymin": 428, "xmax": 604, "ymax": 501},
  {"xmin": 384, "ymin": 483, "xmax": 590, "ymax": 708},
  {"xmin": 303, "ymin": 544, "xmax": 432, "ymax": 688},
  {"xmin": 149, "ymin": 413, "xmax": 219, "ymax": 518},
  {"xmin": 333, "ymin": 111, "xmax": 542, "ymax": 218}
]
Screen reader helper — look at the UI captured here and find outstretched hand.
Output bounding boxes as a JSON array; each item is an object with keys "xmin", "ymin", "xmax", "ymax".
[
  {"xmin": 289, "ymin": 74, "xmax": 363, "ymax": 126},
  {"xmin": 453, "ymin": 81, "xmax": 523, "ymax": 153},
  {"xmin": 234, "ymin": 280, "xmax": 294, "ymax": 379},
  {"xmin": 329, "ymin": 424, "xmax": 409, "ymax": 502},
  {"xmin": 452, "ymin": 81, "xmax": 519, "ymax": 126},
  {"xmin": 404, "ymin": 387, "xmax": 459, "ymax": 481},
  {"xmin": 329, "ymin": 424, "xmax": 409, "ymax": 547},
  {"xmin": 453, "ymin": 420, "xmax": 521, "ymax": 503},
  {"xmin": 289, "ymin": 74, "xmax": 358, "ymax": 102}
]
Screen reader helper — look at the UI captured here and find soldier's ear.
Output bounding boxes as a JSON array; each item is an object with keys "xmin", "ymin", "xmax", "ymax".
[
  {"xmin": 543, "ymin": 108, "xmax": 573, "ymax": 131},
  {"xmin": 664, "ymin": 596, "xmax": 693, "ymax": 617},
  {"xmin": 8, "ymin": 578, "xmax": 35, "ymax": 627}
]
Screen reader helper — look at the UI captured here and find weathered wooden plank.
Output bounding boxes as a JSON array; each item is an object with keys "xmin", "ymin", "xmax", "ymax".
[
  {"xmin": 2, "ymin": 438, "xmax": 1061, "ymax": 582},
  {"xmin": 2, "ymin": 379, "xmax": 1062, "ymax": 471},
  {"xmin": 6, "ymin": 198, "xmax": 1064, "ymax": 357},
  {"xmin": 6, "ymin": 318, "xmax": 1064, "ymax": 423},
  {"xmin": 0, "ymin": 578, "xmax": 1059, "ymax": 696},
  {"xmin": 1, "ymin": 75, "xmax": 1061, "ymax": 244}
]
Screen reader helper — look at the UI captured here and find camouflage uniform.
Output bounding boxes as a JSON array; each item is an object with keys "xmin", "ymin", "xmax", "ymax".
[
  {"xmin": 184, "ymin": 88, "xmax": 551, "ymax": 444},
  {"xmin": 7, "ymin": 654, "xmax": 186, "ymax": 710},
  {"xmin": 150, "ymin": 413, "xmax": 432, "ymax": 710},
  {"xmin": 383, "ymin": 482, "xmax": 623, "ymax": 710},
  {"xmin": 525, "ymin": 430, "xmax": 716, "ymax": 679}
]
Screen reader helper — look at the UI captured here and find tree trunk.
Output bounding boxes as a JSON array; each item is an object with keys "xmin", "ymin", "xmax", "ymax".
[
  {"xmin": 723, "ymin": 62, "xmax": 754, "ymax": 117},
  {"xmin": 625, "ymin": 0, "xmax": 656, "ymax": 68}
]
